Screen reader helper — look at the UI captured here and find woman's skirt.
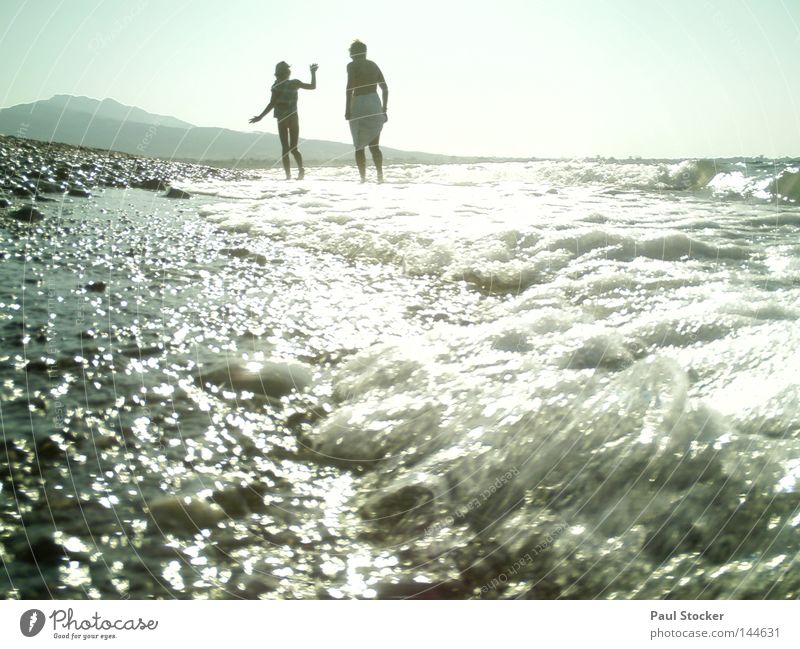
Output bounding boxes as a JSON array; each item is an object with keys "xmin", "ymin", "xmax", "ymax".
[{"xmin": 348, "ymin": 93, "xmax": 385, "ymax": 149}]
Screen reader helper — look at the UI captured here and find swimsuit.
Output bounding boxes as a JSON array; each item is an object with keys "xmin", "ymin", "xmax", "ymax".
[
  {"xmin": 271, "ymin": 79, "xmax": 301, "ymax": 122},
  {"xmin": 346, "ymin": 60, "xmax": 386, "ymax": 148}
]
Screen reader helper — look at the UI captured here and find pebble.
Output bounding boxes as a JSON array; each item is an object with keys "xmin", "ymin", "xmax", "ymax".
[
  {"xmin": 211, "ymin": 480, "xmax": 269, "ymax": 517},
  {"xmin": 10, "ymin": 185, "xmax": 34, "ymax": 198},
  {"xmin": 13, "ymin": 528, "xmax": 64, "ymax": 565},
  {"xmin": 239, "ymin": 574, "xmax": 281, "ymax": 598},
  {"xmin": 36, "ymin": 180, "xmax": 66, "ymax": 194},
  {"xmin": 0, "ymin": 134, "xmax": 246, "ymax": 210},
  {"xmin": 164, "ymin": 187, "xmax": 191, "ymax": 199},
  {"xmin": 375, "ymin": 580, "xmax": 467, "ymax": 599},
  {"xmin": 8, "ymin": 205, "xmax": 45, "ymax": 223},
  {"xmin": 197, "ymin": 359, "xmax": 313, "ymax": 399},
  {"xmin": 146, "ymin": 494, "xmax": 226, "ymax": 533},
  {"xmin": 136, "ymin": 178, "xmax": 169, "ymax": 191}
]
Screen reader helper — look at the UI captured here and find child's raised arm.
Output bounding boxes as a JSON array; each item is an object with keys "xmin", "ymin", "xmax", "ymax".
[{"xmin": 297, "ymin": 63, "xmax": 318, "ymax": 90}]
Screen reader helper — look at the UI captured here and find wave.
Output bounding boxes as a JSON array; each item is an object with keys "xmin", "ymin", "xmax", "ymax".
[
  {"xmin": 526, "ymin": 158, "xmax": 800, "ymax": 203},
  {"xmin": 522, "ymin": 159, "xmax": 714, "ymax": 192},
  {"xmin": 770, "ymin": 170, "xmax": 800, "ymax": 202},
  {"xmin": 203, "ymin": 205, "xmax": 753, "ymax": 297},
  {"xmin": 546, "ymin": 230, "xmax": 749, "ymax": 261}
]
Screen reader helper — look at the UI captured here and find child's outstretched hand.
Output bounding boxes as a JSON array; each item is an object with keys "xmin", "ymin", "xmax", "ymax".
[
  {"xmin": 249, "ymin": 115, "xmax": 262, "ymax": 124},
  {"xmin": 310, "ymin": 63, "xmax": 319, "ymax": 73}
]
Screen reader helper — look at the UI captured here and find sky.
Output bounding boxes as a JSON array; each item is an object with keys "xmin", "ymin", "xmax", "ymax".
[{"xmin": 1, "ymin": 0, "xmax": 799, "ymax": 158}]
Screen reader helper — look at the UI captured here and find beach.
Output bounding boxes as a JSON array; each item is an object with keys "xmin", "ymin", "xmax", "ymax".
[{"xmin": 2, "ymin": 137, "xmax": 800, "ymax": 599}]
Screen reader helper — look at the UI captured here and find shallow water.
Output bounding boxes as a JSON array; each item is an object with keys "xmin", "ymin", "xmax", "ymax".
[{"xmin": 2, "ymin": 158, "xmax": 800, "ymax": 599}]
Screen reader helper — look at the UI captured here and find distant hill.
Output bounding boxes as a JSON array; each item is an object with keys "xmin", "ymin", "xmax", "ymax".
[{"xmin": 0, "ymin": 95, "xmax": 466, "ymax": 166}]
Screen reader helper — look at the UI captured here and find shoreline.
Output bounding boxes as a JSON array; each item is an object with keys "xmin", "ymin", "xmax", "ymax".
[{"xmin": 0, "ymin": 134, "xmax": 250, "ymax": 209}]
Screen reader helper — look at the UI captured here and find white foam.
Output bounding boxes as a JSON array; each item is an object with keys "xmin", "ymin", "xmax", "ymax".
[{"xmin": 190, "ymin": 164, "xmax": 799, "ymax": 535}]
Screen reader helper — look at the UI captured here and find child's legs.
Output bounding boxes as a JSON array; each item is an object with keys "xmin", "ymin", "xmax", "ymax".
[
  {"xmin": 288, "ymin": 115, "xmax": 303, "ymax": 168},
  {"xmin": 277, "ymin": 121, "xmax": 291, "ymax": 178}
]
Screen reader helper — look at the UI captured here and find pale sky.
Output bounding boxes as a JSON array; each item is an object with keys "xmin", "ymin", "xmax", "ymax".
[{"xmin": 1, "ymin": 0, "xmax": 799, "ymax": 158}]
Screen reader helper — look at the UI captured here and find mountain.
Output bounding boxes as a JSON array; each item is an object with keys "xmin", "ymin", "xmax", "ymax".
[
  {"xmin": 0, "ymin": 95, "xmax": 462, "ymax": 165},
  {"xmin": 45, "ymin": 94, "xmax": 194, "ymax": 129}
]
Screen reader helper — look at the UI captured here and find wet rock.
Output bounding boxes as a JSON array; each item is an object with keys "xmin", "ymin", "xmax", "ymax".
[
  {"xmin": 376, "ymin": 580, "xmax": 467, "ymax": 599},
  {"xmin": 35, "ymin": 436, "xmax": 67, "ymax": 461},
  {"xmin": 239, "ymin": 573, "xmax": 281, "ymax": 598},
  {"xmin": 54, "ymin": 165, "xmax": 75, "ymax": 181},
  {"xmin": 55, "ymin": 353, "xmax": 89, "ymax": 370},
  {"xmin": 68, "ymin": 187, "xmax": 92, "ymax": 198},
  {"xmin": 136, "ymin": 178, "xmax": 169, "ymax": 191},
  {"xmin": 85, "ymin": 281, "xmax": 106, "ymax": 293},
  {"xmin": 358, "ymin": 485, "xmax": 438, "ymax": 539},
  {"xmin": 117, "ymin": 344, "xmax": 162, "ymax": 358},
  {"xmin": 1, "ymin": 135, "xmax": 246, "ymax": 208},
  {"xmin": 24, "ymin": 358, "xmax": 53, "ymax": 373},
  {"xmin": 257, "ymin": 528, "xmax": 300, "ymax": 547},
  {"xmin": 17, "ymin": 534, "xmax": 64, "ymax": 565},
  {"xmin": 102, "ymin": 175, "xmax": 128, "ymax": 188},
  {"xmin": 222, "ymin": 247, "xmax": 252, "ymax": 259},
  {"xmin": 210, "ymin": 529, "xmax": 259, "ymax": 554},
  {"xmin": 8, "ymin": 205, "xmax": 44, "ymax": 223},
  {"xmin": 146, "ymin": 494, "xmax": 226, "ymax": 533},
  {"xmin": 0, "ymin": 196, "xmax": 10, "ymax": 208},
  {"xmin": 36, "ymin": 180, "xmax": 66, "ymax": 194},
  {"xmin": 564, "ymin": 334, "xmax": 634, "ymax": 371},
  {"xmin": 164, "ymin": 187, "xmax": 191, "ymax": 199},
  {"xmin": 285, "ymin": 406, "xmax": 326, "ymax": 429},
  {"xmin": 10, "ymin": 185, "xmax": 34, "ymax": 198},
  {"xmin": 197, "ymin": 359, "xmax": 313, "ymax": 399},
  {"xmin": 221, "ymin": 247, "xmax": 269, "ymax": 265},
  {"xmin": 211, "ymin": 480, "xmax": 270, "ymax": 517},
  {"xmin": 492, "ymin": 330, "xmax": 534, "ymax": 353},
  {"xmin": 92, "ymin": 433, "xmax": 119, "ymax": 450}
]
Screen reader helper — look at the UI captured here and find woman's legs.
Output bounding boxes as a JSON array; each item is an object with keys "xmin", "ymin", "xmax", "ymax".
[
  {"xmin": 353, "ymin": 138, "xmax": 382, "ymax": 183},
  {"xmin": 368, "ymin": 134, "xmax": 383, "ymax": 182},
  {"xmin": 354, "ymin": 148, "xmax": 367, "ymax": 182},
  {"xmin": 350, "ymin": 102, "xmax": 384, "ymax": 182}
]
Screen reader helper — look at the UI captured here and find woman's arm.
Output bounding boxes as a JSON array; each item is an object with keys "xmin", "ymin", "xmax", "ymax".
[
  {"xmin": 345, "ymin": 63, "xmax": 353, "ymax": 120},
  {"xmin": 297, "ymin": 63, "xmax": 318, "ymax": 90},
  {"xmin": 380, "ymin": 80, "xmax": 389, "ymax": 113},
  {"xmin": 378, "ymin": 66, "xmax": 389, "ymax": 120}
]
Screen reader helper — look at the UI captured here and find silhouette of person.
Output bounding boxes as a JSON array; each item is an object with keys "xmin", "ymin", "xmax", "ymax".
[
  {"xmin": 345, "ymin": 40, "xmax": 388, "ymax": 182},
  {"xmin": 250, "ymin": 61, "xmax": 318, "ymax": 180}
]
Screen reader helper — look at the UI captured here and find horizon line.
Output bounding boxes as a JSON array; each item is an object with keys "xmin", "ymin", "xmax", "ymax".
[{"xmin": 1, "ymin": 94, "xmax": 799, "ymax": 162}]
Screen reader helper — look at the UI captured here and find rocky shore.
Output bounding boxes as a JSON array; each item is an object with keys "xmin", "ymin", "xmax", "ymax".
[{"xmin": 0, "ymin": 134, "xmax": 249, "ymax": 211}]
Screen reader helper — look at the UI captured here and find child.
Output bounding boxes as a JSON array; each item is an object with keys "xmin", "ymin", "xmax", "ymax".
[{"xmin": 250, "ymin": 61, "xmax": 318, "ymax": 180}]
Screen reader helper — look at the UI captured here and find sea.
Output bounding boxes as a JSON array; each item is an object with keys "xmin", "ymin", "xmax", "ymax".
[{"xmin": 2, "ymin": 157, "xmax": 800, "ymax": 599}]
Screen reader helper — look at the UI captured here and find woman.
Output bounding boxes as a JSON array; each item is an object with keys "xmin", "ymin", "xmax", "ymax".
[
  {"xmin": 250, "ymin": 61, "xmax": 318, "ymax": 180},
  {"xmin": 345, "ymin": 40, "xmax": 388, "ymax": 183}
]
